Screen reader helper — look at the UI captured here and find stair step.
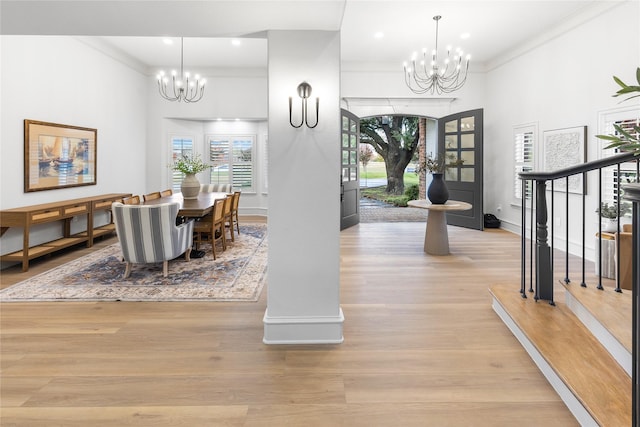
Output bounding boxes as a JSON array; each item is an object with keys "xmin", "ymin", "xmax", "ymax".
[
  {"xmin": 490, "ymin": 284, "xmax": 631, "ymax": 427},
  {"xmin": 562, "ymin": 282, "xmax": 632, "ymax": 376}
]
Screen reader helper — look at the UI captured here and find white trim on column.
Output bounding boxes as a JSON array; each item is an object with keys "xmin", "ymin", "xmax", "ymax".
[{"xmin": 263, "ymin": 308, "xmax": 344, "ymax": 344}]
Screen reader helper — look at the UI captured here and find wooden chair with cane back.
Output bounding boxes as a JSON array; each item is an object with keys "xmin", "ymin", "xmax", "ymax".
[
  {"xmin": 193, "ymin": 198, "xmax": 226, "ymax": 259},
  {"xmin": 122, "ymin": 195, "xmax": 141, "ymax": 205},
  {"xmin": 143, "ymin": 192, "xmax": 162, "ymax": 202}
]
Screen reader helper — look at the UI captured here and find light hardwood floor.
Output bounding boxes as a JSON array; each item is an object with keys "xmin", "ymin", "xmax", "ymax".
[{"xmin": 0, "ymin": 222, "xmax": 578, "ymax": 426}]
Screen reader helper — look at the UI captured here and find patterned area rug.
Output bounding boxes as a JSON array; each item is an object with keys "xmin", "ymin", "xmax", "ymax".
[{"xmin": 0, "ymin": 224, "xmax": 267, "ymax": 302}]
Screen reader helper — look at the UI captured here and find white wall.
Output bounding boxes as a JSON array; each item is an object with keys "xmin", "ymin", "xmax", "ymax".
[
  {"xmin": 0, "ymin": 35, "xmax": 148, "ymax": 258},
  {"xmin": 1, "ymin": 36, "xmax": 148, "ymax": 208},
  {"xmin": 484, "ymin": 1, "xmax": 640, "ymax": 258},
  {"xmin": 264, "ymin": 30, "xmax": 343, "ymax": 343}
]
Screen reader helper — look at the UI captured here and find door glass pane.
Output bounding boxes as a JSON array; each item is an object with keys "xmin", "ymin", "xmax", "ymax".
[
  {"xmin": 445, "ymin": 168, "xmax": 458, "ymax": 181},
  {"xmin": 342, "ymin": 134, "xmax": 349, "ymax": 147},
  {"xmin": 350, "ymin": 119, "xmax": 357, "ymax": 133},
  {"xmin": 342, "ymin": 151, "xmax": 349, "ymax": 165},
  {"xmin": 445, "ymin": 120, "xmax": 458, "ymax": 133},
  {"xmin": 343, "ymin": 116, "xmax": 349, "ymax": 131},
  {"xmin": 342, "ymin": 167, "xmax": 349, "ymax": 181},
  {"xmin": 350, "ymin": 151, "xmax": 357, "ymax": 164},
  {"xmin": 461, "ymin": 168, "xmax": 475, "ymax": 182},
  {"xmin": 445, "ymin": 135, "xmax": 457, "ymax": 149},
  {"xmin": 460, "ymin": 151, "xmax": 475, "ymax": 166},
  {"xmin": 461, "ymin": 116, "xmax": 475, "ymax": 131},
  {"xmin": 350, "ymin": 135, "xmax": 357, "ymax": 148},
  {"xmin": 445, "ymin": 150, "xmax": 460, "ymax": 161},
  {"xmin": 461, "ymin": 134, "xmax": 475, "ymax": 148},
  {"xmin": 350, "ymin": 167, "xmax": 357, "ymax": 180}
]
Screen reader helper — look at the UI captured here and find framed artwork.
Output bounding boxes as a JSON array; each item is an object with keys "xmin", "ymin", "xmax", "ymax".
[
  {"xmin": 24, "ymin": 119, "xmax": 97, "ymax": 192},
  {"xmin": 543, "ymin": 126, "xmax": 587, "ymax": 194}
]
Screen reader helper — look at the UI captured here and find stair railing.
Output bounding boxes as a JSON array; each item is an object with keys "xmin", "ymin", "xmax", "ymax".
[{"xmin": 519, "ymin": 151, "xmax": 639, "ymax": 423}]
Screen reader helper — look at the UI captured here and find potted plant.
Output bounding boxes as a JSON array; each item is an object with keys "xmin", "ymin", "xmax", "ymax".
[
  {"xmin": 596, "ymin": 67, "xmax": 640, "ymax": 153},
  {"xmin": 171, "ymin": 154, "xmax": 210, "ymax": 199},
  {"xmin": 415, "ymin": 152, "xmax": 463, "ymax": 204},
  {"xmin": 596, "ymin": 202, "xmax": 630, "ymax": 232}
]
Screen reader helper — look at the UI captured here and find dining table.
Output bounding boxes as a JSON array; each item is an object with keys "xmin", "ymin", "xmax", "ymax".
[{"xmin": 141, "ymin": 192, "xmax": 227, "ymax": 218}]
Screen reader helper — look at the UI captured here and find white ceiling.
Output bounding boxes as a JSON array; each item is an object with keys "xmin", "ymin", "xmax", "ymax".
[{"xmin": 0, "ymin": 1, "xmax": 626, "ymax": 73}]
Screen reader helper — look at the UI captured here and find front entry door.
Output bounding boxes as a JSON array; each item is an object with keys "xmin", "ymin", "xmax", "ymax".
[
  {"xmin": 340, "ymin": 109, "xmax": 360, "ymax": 230},
  {"xmin": 438, "ymin": 109, "xmax": 484, "ymax": 230}
]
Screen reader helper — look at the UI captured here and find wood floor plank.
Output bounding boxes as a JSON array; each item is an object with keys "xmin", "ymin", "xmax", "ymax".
[{"xmin": 1, "ymin": 223, "xmax": 580, "ymax": 425}]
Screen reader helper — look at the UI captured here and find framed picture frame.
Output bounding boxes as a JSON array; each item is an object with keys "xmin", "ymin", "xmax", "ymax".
[
  {"xmin": 24, "ymin": 119, "xmax": 97, "ymax": 192},
  {"xmin": 543, "ymin": 125, "xmax": 587, "ymax": 194}
]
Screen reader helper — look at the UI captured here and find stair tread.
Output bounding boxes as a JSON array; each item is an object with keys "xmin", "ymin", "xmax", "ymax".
[
  {"xmin": 562, "ymin": 281, "xmax": 632, "ymax": 352},
  {"xmin": 490, "ymin": 284, "xmax": 631, "ymax": 427}
]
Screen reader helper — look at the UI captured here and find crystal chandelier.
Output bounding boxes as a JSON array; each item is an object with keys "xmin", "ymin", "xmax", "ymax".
[
  {"xmin": 403, "ymin": 16, "xmax": 470, "ymax": 95},
  {"xmin": 156, "ymin": 37, "xmax": 206, "ymax": 103}
]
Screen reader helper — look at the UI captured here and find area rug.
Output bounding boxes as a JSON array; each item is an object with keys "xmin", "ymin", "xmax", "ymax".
[{"xmin": 0, "ymin": 224, "xmax": 267, "ymax": 302}]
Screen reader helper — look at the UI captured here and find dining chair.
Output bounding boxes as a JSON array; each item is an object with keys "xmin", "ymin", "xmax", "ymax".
[
  {"xmin": 222, "ymin": 194, "xmax": 234, "ymax": 242},
  {"xmin": 224, "ymin": 192, "xmax": 241, "ymax": 241},
  {"xmin": 143, "ymin": 191, "xmax": 162, "ymax": 202},
  {"xmin": 112, "ymin": 202, "xmax": 194, "ymax": 278},
  {"xmin": 230, "ymin": 191, "xmax": 241, "ymax": 236},
  {"xmin": 193, "ymin": 198, "xmax": 226, "ymax": 259},
  {"xmin": 122, "ymin": 195, "xmax": 141, "ymax": 205},
  {"xmin": 160, "ymin": 189, "xmax": 173, "ymax": 197},
  {"xmin": 201, "ymin": 183, "xmax": 233, "ymax": 193}
]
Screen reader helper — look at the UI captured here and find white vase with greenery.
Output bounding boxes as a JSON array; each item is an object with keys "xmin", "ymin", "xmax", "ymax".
[{"xmin": 171, "ymin": 154, "xmax": 210, "ymax": 200}]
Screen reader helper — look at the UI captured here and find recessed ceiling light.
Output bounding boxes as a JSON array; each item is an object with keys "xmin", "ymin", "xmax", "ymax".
[
  {"xmin": 460, "ymin": 33, "xmax": 470, "ymax": 40},
  {"xmin": 163, "ymin": 38, "xmax": 174, "ymax": 45},
  {"xmin": 374, "ymin": 31, "xmax": 384, "ymax": 39},
  {"xmin": 231, "ymin": 39, "xmax": 242, "ymax": 47}
]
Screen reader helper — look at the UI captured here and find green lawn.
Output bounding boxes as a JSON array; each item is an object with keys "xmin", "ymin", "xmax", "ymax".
[
  {"xmin": 360, "ymin": 161, "xmax": 419, "ymax": 186},
  {"xmin": 360, "ymin": 161, "xmax": 420, "ymax": 207}
]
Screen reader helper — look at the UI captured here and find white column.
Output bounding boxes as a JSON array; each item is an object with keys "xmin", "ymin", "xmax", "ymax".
[{"xmin": 263, "ymin": 30, "xmax": 343, "ymax": 344}]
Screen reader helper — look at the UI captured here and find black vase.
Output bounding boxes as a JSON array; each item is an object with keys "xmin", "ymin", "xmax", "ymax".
[{"xmin": 428, "ymin": 173, "xmax": 449, "ymax": 204}]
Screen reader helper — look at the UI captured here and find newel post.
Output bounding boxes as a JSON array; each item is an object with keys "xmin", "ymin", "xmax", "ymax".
[
  {"xmin": 622, "ymin": 183, "xmax": 640, "ymax": 425},
  {"xmin": 536, "ymin": 180, "xmax": 554, "ymax": 303}
]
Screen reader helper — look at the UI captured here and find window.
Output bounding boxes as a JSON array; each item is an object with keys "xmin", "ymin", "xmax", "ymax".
[
  {"xmin": 513, "ymin": 123, "xmax": 537, "ymax": 201},
  {"xmin": 170, "ymin": 136, "xmax": 194, "ymax": 192},
  {"xmin": 207, "ymin": 135, "xmax": 255, "ymax": 191},
  {"xmin": 599, "ymin": 110, "xmax": 640, "ymax": 210}
]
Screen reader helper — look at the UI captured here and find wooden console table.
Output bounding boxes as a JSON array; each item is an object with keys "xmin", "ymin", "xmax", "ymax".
[{"xmin": 0, "ymin": 193, "xmax": 130, "ymax": 271}]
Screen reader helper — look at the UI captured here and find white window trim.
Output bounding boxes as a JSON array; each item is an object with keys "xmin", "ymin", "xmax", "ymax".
[
  {"xmin": 168, "ymin": 134, "xmax": 197, "ymax": 192},
  {"xmin": 206, "ymin": 134, "xmax": 257, "ymax": 193},
  {"xmin": 512, "ymin": 122, "xmax": 538, "ymax": 207},
  {"xmin": 597, "ymin": 105, "xmax": 640, "ymax": 209}
]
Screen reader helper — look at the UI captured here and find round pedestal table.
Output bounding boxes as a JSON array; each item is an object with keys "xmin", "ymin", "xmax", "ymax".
[{"xmin": 407, "ymin": 199, "xmax": 473, "ymax": 255}]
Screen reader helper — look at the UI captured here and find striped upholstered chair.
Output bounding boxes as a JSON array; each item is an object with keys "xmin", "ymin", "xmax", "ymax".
[
  {"xmin": 112, "ymin": 202, "xmax": 194, "ymax": 278},
  {"xmin": 201, "ymin": 183, "xmax": 233, "ymax": 193}
]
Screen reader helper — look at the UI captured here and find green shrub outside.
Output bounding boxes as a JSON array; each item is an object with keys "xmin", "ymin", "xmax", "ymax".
[{"xmin": 404, "ymin": 184, "xmax": 419, "ymax": 201}]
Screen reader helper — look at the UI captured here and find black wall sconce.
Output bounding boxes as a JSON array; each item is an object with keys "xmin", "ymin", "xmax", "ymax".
[{"xmin": 289, "ymin": 82, "xmax": 319, "ymax": 128}]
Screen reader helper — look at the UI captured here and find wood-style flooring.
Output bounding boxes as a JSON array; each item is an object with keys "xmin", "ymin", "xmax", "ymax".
[{"xmin": 0, "ymin": 222, "xmax": 579, "ymax": 426}]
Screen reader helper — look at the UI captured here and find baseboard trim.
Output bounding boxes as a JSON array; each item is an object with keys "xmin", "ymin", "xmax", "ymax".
[
  {"xmin": 491, "ymin": 296, "xmax": 597, "ymax": 427},
  {"xmin": 263, "ymin": 308, "xmax": 344, "ymax": 345}
]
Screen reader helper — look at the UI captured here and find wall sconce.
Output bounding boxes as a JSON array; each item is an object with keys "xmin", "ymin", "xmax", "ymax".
[{"xmin": 289, "ymin": 82, "xmax": 319, "ymax": 128}]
